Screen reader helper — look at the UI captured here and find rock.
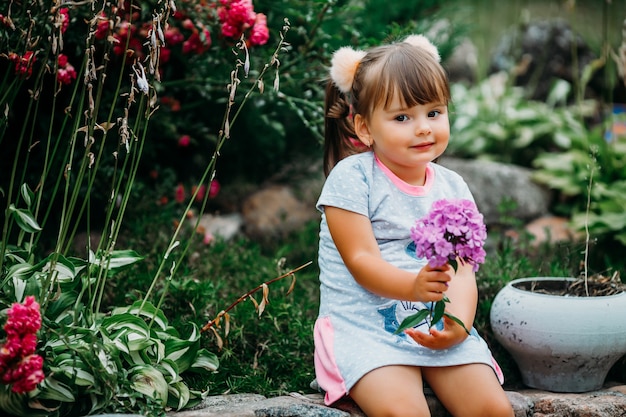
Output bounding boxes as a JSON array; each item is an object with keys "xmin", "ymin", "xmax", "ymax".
[
  {"xmin": 241, "ymin": 185, "xmax": 319, "ymax": 239},
  {"xmin": 171, "ymin": 393, "xmax": 349, "ymax": 417},
  {"xmin": 197, "ymin": 212, "xmax": 244, "ymax": 242},
  {"xmin": 445, "ymin": 38, "xmax": 479, "ymax": 85},
  {"xmin": 167, "ymin": 385, "xmax": 626, "ymax": 417},
  {"xmin": 524, "ymin": 215, "xmax": 580, "ymax": 245},
  {"xmin": 520, "ymin": 388, "xmax": 626, "ymax": 417},
  {"xmin": 489, "ymin": 19, "xmax": 604, "ymax": 102},
  {"xmin": 237, "ymin": 157, "xmax": 552, "ymax": 240},
  {"xmin": 438, "ymin": 157, "xmax": 552, "ymax": 225}
]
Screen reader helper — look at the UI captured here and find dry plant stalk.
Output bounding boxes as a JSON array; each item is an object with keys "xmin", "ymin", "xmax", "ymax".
[{"xmin": 201, "ymin": 261, "xmax": 312, "ymax": 349}]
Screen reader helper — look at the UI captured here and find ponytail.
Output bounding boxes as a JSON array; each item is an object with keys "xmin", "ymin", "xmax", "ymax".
[{"xmin": 323, "ymin": 80, "xmax": 364, "ymax": 177}]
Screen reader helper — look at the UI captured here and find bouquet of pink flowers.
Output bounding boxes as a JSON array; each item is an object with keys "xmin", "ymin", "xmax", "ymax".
[
  {"xmin": 396, "ymin": 199, "xmax": 487, "ymax": 334},
  {"xmin": 411, "ymin": 198, "xmax": 487, "ymax": 272}
]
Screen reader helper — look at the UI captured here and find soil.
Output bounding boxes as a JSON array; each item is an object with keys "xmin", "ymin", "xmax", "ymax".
[{"xmin": 512, "ymin": 272, "xmax": 626, "ymax": 297}]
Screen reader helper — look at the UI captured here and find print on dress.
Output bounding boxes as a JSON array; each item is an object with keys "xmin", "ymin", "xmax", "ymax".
[{"xmin": 378, "ymin": 300, "xmax": 444, "ymax": 341}]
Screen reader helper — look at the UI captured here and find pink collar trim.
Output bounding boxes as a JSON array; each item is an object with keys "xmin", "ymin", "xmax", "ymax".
[{"xmin": 374, "ymin": 156, "xmax": 435, "ymax": 196}]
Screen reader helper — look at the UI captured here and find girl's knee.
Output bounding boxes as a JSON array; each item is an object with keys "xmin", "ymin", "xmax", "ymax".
[
  {"xmin": 371, "ymin": 401, "xmax": 431, "ymax": 417},
  {"xmin": 480, "ymin": 395, "xmax": 514, "ymax": 417}
]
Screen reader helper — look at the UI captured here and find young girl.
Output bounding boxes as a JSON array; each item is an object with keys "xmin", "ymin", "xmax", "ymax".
[{"xmin": 314, "ymin": 35, "xmax": 515, "ymax": 417}]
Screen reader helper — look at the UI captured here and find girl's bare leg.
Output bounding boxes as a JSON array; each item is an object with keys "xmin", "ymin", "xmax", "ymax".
[
  {"xmin": 422, "ymin": 363, "xmax": 514, "ymax": 417},
  {"xmin": 349, "ymin": 365, "xmax": 431, "ymax": 417}
]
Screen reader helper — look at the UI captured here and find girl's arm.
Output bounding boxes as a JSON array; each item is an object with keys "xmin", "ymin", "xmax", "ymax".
[{"xmin": 325, "ymin": 206, "xmax": 450, "ymax": 302}]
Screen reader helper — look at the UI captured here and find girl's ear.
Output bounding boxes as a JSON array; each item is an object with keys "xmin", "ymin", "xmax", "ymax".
[{"xmin": 353, "ymin": 114, "xmax": 373, "ymax": 147}]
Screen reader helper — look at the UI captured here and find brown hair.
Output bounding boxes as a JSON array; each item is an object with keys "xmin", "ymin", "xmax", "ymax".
[{"xmin": 323, "ymin": 40, "xmax": 450, "ymax": 176}]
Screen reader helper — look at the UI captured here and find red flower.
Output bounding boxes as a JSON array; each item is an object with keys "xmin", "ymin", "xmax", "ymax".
[
  {"xmin": 20, "ymin": 334, "xmax": 37, "ymax": 357},
  {"xmin": 182, "ymin": 29, "xmax": 211, "ymax": 55},
  {"xmin": 218, "ymin": 0, "xmax": 256, "ymax": 40},
  {"xmin": 164, "ymin": 27, "xmax": 184, "ymax": 45},
  {"xmin": 57, "ymin": 54, "xmax": 77, "ymax": 85},
  {"xmin": 178, "ymin": 134, "xmax": 191, "ymax": 147},
  {"xmin": 94, "ymin": 13, "xmax": 110, "ymax": 40},
  {"xmin": 249, "ymin": 13, "xmax": 268, "ymax": 46},
  {"xmin": 0, "ymin": 297, "xmax": 45, "ymax": 394},
  {"xmin": 4, "ymin": 296, "xmax": 41, "ymax": 337},
  {"xmin": 209, "ymin": 180, "xmax": 220, "ymax": 198},
  {"xmin": 58, "ymin": 8, "xmax": 69, "ymax": 34},
  {"xmin": 175, "ymin": 183, "xmax": 186, "ymax": 203},
  {"xmin": 5, "ymin": 355, "xmax": 45, "ymax": 394},
  {"xmin": 192, "ymin": 184, "xmax": 206, "ymax": 202},
  {"xmin": 10, "ymin": 51, "xmax": 36, "ymax": 79}
]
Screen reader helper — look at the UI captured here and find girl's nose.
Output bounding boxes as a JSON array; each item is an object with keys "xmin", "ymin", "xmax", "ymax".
[{"xmin": 415, "ymin": 119, "xmax": 432, "ymax": 136}]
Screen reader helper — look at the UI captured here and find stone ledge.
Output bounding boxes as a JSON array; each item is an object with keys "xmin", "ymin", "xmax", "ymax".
[{"xmin": 168, "ymin": 384, "xmax": 626, "ymax": 417}]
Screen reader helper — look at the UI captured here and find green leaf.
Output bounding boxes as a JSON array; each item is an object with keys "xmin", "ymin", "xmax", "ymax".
[
  {"xmin": 444, "ymin": 312, "xmax": 470, "ymax": 335},
  {"xmin": 37, "ymin": 377, "xmax": 75, "ymax": 402},
  {"xmin": 90, "ymin": 249, "xmax": 144, "ymax": 270},
  {"xmin": 449, "ymin": 258, "xmax": 458, "ymax": 274},
  {"xmin": 431, "ymin": 300, "xmax": 446, "ymax": 327},
  {"xmin": 167, "ymin": 380, "xmax": 191, "ymax": 411},
  {"xmin": 49, "ymin": 355, "xmax": 96, "ymax": 387},
  {"xmin": 129, "ymin": 365, "xmax": 169, "ymax": 405},
  {"xmin": 164, "ymin": 338, "xmax": 196, "ymax": 373},
  {"xmin": 4, "ymin": 262, "xmax": 34, "ymax": 281},
  {"xmin": 8, "ymin": 204, "xmax": 41, "ymax": 233},
  {"xmin": 43, "ymin": 254, "xmax": 77, "ymax": 284},
  {"xmin": 394, "ymin": 309, "xmax": 430, "ymax": 334},
  {"xmin": 156, "ymin": 359, "xmax": 180, "ymax": 382},
  {"xmin": 101, "ymin": 313, "xmax": 151, "ymax": 341},
  {"xmin": 111, "ymin": 300, "xmax": 168, "ymax": 331},
  {"xmin": 20, "ymin": 183, "xmax": 34, "ymax": 208},
  {"xmin": 190, "ymin": 348, "xmax": 219, "ymax": 373},
  {"xmin": 0, "ymin": 385, "xmax": 32, "ymax": 417},
  {"xmin": 44, "ymin": 291, "xmax": 79, "ymax": 321}
]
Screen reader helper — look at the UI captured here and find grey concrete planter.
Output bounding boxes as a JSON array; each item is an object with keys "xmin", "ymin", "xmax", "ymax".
[{"xmin": 490, "ymin": 277, "xmax": 626, "ymax": 392}]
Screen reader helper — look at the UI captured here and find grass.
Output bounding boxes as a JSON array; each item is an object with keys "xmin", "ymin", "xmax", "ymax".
[
  {"xmin": 107, "ymin": 192, "xmax": 623, "ymax": 396},
  {"xmin": 107, "ymin": 198, "xmax": 321, "ymax": 396}
]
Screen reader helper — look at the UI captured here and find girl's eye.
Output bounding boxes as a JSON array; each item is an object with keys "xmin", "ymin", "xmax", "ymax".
[
  {"xmin": 395, "ymin": 115, "xmax": 409, "ymax": 122},
  {"xmin": 428, "ymin": 110, "xmax": 441, "ymax": 118}
]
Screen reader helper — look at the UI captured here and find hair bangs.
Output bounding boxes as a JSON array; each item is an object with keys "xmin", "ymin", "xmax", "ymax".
[{"xmin": 361, "ymin": 45, "xmax": 450, "ymax": 116}]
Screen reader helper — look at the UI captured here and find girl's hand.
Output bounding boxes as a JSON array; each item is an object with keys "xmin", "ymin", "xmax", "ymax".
[
  {"xmin": 413, "ymin": 263, "xmax": 451, "ymax": 302},
  {"xmin": 404, "ymin": 316, "xmax": 469, "ymax": 350}
]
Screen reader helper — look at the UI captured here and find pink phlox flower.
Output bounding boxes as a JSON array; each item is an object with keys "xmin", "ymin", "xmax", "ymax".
[
  {"xmin": 160, "ymin": 46, "xmax": 171, "ymax": 63},
  {"xmin": 203, "ymin": 231, "xmax": 215, "ymax": 245},
  {"xmin": 411, "ymin": 199, "xmax": 487, "ymax": 272},
  {"xmin": 0, "ymin": 336, "xmax": 21, "ymax": 365}
]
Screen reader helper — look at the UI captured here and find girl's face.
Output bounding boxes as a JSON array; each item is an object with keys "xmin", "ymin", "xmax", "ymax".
[{"xmin": 354, "ymin": 93, "xmax": 450, "ymax": 186}]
